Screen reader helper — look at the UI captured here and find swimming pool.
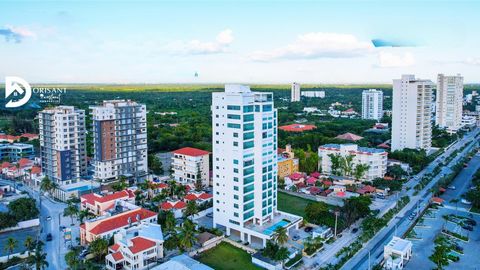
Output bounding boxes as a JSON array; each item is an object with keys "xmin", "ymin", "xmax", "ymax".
[
  {"xmin": 263, "ymin": 219, "xmax": 290, "ymax": 235},
  {"xmin": 66, "ymin": 185, "xmax": 93, "ymax": 192}
]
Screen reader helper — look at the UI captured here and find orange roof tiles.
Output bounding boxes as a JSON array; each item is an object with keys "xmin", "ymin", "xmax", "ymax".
[
  {"xmin": 111, "ymin": 251, "xmax": 124, "ymax": 262},
  {"xmin": 335, "ymin": 133, "xmax": 364, "ymax": 141},
  {"xmin": 129, "ymin": 237, "xmax": 156, "ymax": 254},
  {"xmin": 88, "ymin": 208, "xmax": 157, "ymax": 235}
]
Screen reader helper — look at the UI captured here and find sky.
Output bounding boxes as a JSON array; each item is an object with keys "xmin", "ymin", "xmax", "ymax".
[{"xmin": 0, "ymin": 0, "xmax": 479, "ymax": 84}]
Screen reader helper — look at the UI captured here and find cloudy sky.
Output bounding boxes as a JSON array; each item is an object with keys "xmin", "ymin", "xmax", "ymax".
[{"xmin": 1, "ymin": 0, "xmax": 479, "ymax": 84}]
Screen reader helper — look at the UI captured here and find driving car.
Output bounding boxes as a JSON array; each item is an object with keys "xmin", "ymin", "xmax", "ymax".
[{"xmin": 46, "ymin": 233, "xmax": 52, "ymax": 241}]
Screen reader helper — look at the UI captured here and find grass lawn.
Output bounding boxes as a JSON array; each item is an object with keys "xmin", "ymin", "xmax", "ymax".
[
  {"xmin": 197, "ymin": 242, "xmax": 262, "ymax": 270},
  {"xmin": 277, "ymin": 191, "xmax": 316, "ymax": 218}
]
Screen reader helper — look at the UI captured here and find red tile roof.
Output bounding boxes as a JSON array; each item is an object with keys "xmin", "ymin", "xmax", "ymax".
[
  {"xmin": 174, "ymin": 201, "xmax": 186, "ymax": 209},
  {"xmin": 111, "ymin": 251, "xmax": 124, "ymax": 262},
  {"xmin": 1, "ymin": 162, "xmax": 12, "ymax": 169},
  {"xmin": 31, "ymin": 166, "xmax": 41, "ymax": 174},
  {"xmin": 88, "ymin": 208, "xmax": 157, "ymax": 235},
  {"xmin": 335, "ymin": 132, "xmax": 364, "ymax": 141},
  {"xmin": 109, "ymin": 244, "xmax": 120, "ymax": 252},
  {"xmin": 306, "ymin": 177, "xmax": 317, "ymax": 185},
  {"xmin": 279, "ymin": 124, "xmax": 316, "ymax": 132},
  {"xmin": 172, "ymin": 147, "xmax": 210, "ymax": 157},
  {"xmin": 21, "ymin": 133, "xmax": 38, "ymax": 139},
  {"xmin": 184, "ymin": 194, "xmax": 198, "ymax": 201},
  {"xmin": 129, "ymin": 237, "xmax": 156, "ymax": 254},
  {"xmin": 18, "ymin": 158, "xmax": 33, "ymax": 168},
  {"xmin": 160, "ymin": 202, "xmax": 173, "ymax": 210},
  {"xmin": 81, "ymin": 190, "xmax": 134, "ymax": 206},
  {"xmin": 310, "ymin": 172, "xmax": 321, "ymax": 178},
  {"xmin": 432, "ymin": 197, "xmax": 444, "ymax": 204},
  {"xmin": 199, "ymin": 193, "xmax": 212, "ymax": 200},
  {"xmin": 288, "ymin": 172, "xmax": 304, "ymax": 181}
]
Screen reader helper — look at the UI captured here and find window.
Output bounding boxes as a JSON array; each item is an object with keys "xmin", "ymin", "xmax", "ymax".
[
  {"xmin": 234, "ymin": 177, "xmax": 239, "ymax": 182},
  {"xmin": 227, "ymin": 105, "xmax": 241, "ymax": 110},
  {"xmin": 233, "ymin": 142, "xmax": 238, "ymax": 147},
  {"xmin": 227, "ymin": 114, "xmax": 241, "ymax": 120},
  {"xmin": 243, "ymin": 114, "xmax": 254, "ymax": 122},
  {"xmin": 233, "ymin": 168, "xmax": 238, "ymax": 173},
  {"xmin": 243, "ymin": 105, "xmax": 254, "ymax": 113},
  {"xmin": 234, "ymin": 186, "xmax": 239, "ymax": 191},
  {"xmin": 227, "ymin": 123, "xmax": 241, "ymax": 129},
  {"xmin": 243, "ymin": 132, "xmax": 254, "ymax": 140},
  {"xmin": 244, "ymin": 123, "xmax": 254, "ymax": 131},
  {"xmin": 233, "ymin": 159, "xmax": 239, "ymax": 164},
  {"xmin": 263, "ymin": 105, "xmax": 272, "ymax": 112},
  {"xmin": 243, "ymin": 141, "xmax": 254, "ymax": 149},
  {"xmin": 233, "ymin": 132, "xmax": 239, "ymax": 138}
]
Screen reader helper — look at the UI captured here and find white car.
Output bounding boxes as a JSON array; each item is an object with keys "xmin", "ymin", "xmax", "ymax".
[
  {"xmin": 461, "ymin": 199, "xmax": 472, "ymax": 205},
  {"xmin": 448, "ymin": 185, "xmax": 456, "ymax": 190}
]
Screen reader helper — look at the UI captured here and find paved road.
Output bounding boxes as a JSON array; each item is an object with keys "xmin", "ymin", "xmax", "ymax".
[
  {"xmin": 441, "ymin": 153, "xmax": 480, "ymax": 204},
  {"xmin": 340, "ymin": 128, "xmax": 480, "ymax": 270},
  {"xmin": 0, "ymin": 179, "xmax": 68, "ymax": 270}
]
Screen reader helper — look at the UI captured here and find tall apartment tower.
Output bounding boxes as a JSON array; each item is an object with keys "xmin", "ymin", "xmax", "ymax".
[
  {"xmin": 212, "ymin": 85, "xmax": 280, "ymax": 246},
  {"xmin": 392, "ymin": 75, "xmax": 433, "ymax": 151},
  {"xmin": 90, "ymin": 100, "xmax": 148, "ymax": 183},
  {"xmin": 435, "ymin": 74, "xmax": 463, "ymax": 132},
  {"xmin": 39, "ymin": 106, "xmax": 87, "ymax": 184},
  {"xmin": 362, "ymin": 89, "xmax": 384, "ymax": 121},
  {"xmin": 291, "ymin": 82, "xmax": 301, "ymax": 102}
]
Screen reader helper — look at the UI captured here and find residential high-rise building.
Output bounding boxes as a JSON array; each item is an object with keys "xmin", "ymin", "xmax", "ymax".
[
  {"xmin": 38, "ymin": 106, "xmax": 87, "ymax": 184},
  {"xmin": 90, "ymin": 100, "xmax": 148, "ymax": 183},
  {"xmin": 435, "ymin": 74, "xmax": 464, "ymax": 133},
  {"xmin": 391, "ymin": 75, "xmax": 433, "ymax": 151},
  {"xmin": 212, "ymin": 85, "xmax": 301, "ymax": 247},
  {"xmin": 362, "ymin": 89, "xmax": 384, "ymax": 121},
  {"xmin": 291, "ymin": 82, "xmax": 301, "ymax": 102}
]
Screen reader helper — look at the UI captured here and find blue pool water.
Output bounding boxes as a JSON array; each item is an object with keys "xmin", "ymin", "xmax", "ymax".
[
  {"xmin": 66, "ymin": 185, "xmax": 93, "ymax": 192},
  {"xmin": 263, "ymin": 220, "xmax": 290, "ymax": 235}
]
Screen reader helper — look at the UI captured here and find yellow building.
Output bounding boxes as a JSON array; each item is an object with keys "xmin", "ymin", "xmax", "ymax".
[{"xmin": 277, "ymin": 144, "xmax": 299, "ymax": 179}]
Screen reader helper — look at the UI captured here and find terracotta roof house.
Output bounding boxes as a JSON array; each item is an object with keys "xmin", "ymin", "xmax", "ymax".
[
  {"xmin": 279, "ymin": 124, "xmax": 316, "ymax": 132},
  {"xmin": 335, "ymin": 132, "xmax": 364, "ymax": 141},
  {"xmin": 80, "ymin": 190, "xmax": 135, "ymax": 216}
]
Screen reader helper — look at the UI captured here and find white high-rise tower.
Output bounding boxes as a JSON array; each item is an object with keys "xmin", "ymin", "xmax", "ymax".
[
  {"xmin": 211, "ymin": 85, "xmax": 301, "ymax": 247},
  {"xmin": 435, "ymin": 74, "xmax": 463, "ymax": 133},
  {"xmin": 392, "ymin": 75, "xmax": 433, "ymax": 151},
  {"xmin": 362, "ymin": 89, "xmax": 384, "ymax": 121},
  {"xmin": 291, "ymin": 82, "xmax": 301, "ymax": 102}
]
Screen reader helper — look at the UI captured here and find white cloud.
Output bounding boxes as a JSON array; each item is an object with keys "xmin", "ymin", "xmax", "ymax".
[
  {"xmin": 167, "ymin": 29, "xmax": 234, "ymax": 55},
  {"xmin": 249, "ymin": 32, "xmax": 374, "ymax": 61},
  {"xmin": 377, "ymin": 51, "xmax": 415, "ymax": 68},
  {"xmin": 0, "ymin": 25, "xmax": 36, "ymax": 43},
  {"xmin": 464, "ymin": 57, "xmax": 480, "ymax": 66}
]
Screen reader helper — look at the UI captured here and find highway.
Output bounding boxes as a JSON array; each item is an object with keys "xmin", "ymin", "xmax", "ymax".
[{"xmin": 340, "ymin": 127, "xmax": 480, "ymax": 270}]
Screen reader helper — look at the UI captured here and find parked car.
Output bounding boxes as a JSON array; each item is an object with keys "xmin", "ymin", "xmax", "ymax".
[
  {"xmin": 206, "ymin": 213, "xmax": 213, "ymax": 218},
  {"xmin": 448, "ymin": 185, "xmax": 456, "ymax": 190},
  {"xmin": 46, "ymin": 216, "xmax": 52, "ymax": 221},
  {"xmin": 465, "ymin": 219, "xmax": 477, "ymax": 226},
  {"xmin": 462, "ymin": 225, "xmax": 473, "ymax": 231},
  {"xmin": 447, "ymin": 253, "xmax": 460, "ymax": 262},
  {"xmin": 352, "ymin": 228, "xmax": 358, "ymax": 233},
  {"xmin": 292, "ymin": 235, "xmax": 300, "ymax": 241},
  {"xmin": 304, "ymin": 227, "xmax": 313, "ymax": 233},
  {"xmin": 46, "ymin": 233, "xmax": 52, "ymax": 241}
]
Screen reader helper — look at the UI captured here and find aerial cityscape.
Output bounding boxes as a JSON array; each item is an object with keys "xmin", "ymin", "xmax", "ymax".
[{"xmin": 1, "ymin": 1, "xmax": 480, "ymax": 270}]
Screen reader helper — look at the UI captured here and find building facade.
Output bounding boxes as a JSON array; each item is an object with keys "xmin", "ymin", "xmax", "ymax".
[
  {"xmin": 0, "ymin": 143, "xmax": 34, "ymax": 162},
  {"xmin": 91, "ymin": 100, "xmax": 148, "ymax": 183},
  {"xmin": 362, "ymin": 89, "xmax": 384, "ymax": 121},
  {"xmin": 212, "ymin": 85, "xmax": 302, "ymax": 247},
  {"xmin": 38, "ymin": 106, "xmax": 87, "ymax": 184},
  {"xmin": 318, "ymin": 144, "xmax": 388, "ymax": 181},
  {"xmin": 391, "ymin": 75, "xmax": 433, "ymax": 151},
  {"xmin": 301, "ymin": 91, "xmax": 325, "ymax": 98},
  {"xmin": 435, "ymin": 74, "xmax": 464, "ymax": 133},
  {"xmin": 171, "ymin": 147, "xmax": 210, "ymax": 187},
  {"xmin": 277, "ymin": 144, "xmax": 299, "ymax": 180},
  {"xmin": 291, "ymin": 82, "xmax": 301, "ymax": 102}
]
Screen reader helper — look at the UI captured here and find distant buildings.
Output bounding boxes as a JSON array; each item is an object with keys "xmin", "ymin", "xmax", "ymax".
[
  {"xmin": 435, "ymin": 74, "xmax": 464, "ymax": 133},
  {"xmin": 301, "ymin": 91, "xmax": 325, "ymax": 98},
  {"xmin": 277, "ymin": 145, "xmax": 299, "ymax": 180},
  {"xmin": 391, "ymin": 75, "xmax": 433, "ymax": 151},
  {"xmin": 0, "ymin": 143, "xmax": 34, "ymax": 161},
  {"xmin": 171, "ymin": 147, "xmax": 210, "ymax": 187},
  {"xmin": 362, "ymin": 89, "xmax": 383, "ymax": 121},
  {"xmin": 279, "ymin": 124, "xmax": 316, "ymax": 132},
  {"xmin": 38, "ymin": 106, "xmax": 87, "ymax": 184},
  {"xmin": 105, "ymin": 222, "xmax": 164, "ymax": 270},
  {"xmin": 90, "ymin": 100, "xmax": 148, "ymax": 183},
  {"xmin": 291, "ymin": 82, "xmax": 301, "ymax": 102},
  {"xmin": 212, "ymin": 85, "xmax": 301, "ymax": 247},
  {"xmin": 318, "ymin": 144, "xmax": 388, "ymax": 181}
]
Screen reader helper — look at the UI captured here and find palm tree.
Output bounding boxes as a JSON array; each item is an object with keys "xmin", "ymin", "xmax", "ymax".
[
  {"xmin": 89, "ymin": 238, "xmax": 108, "ymax": 261},
  {"xmin": 340, "ymin": 155, "xmax": 355, "ymax": 176},
  {"xmin": 63, "ymin": 202, "xmax": 79, "ymax": 225},
  {"xmin": 40, "ymin": 176, "xmax": 52, "ymax": 194},
  {"xmin": 328, "ymin": 154, "xmax": 342, "ymax": 175},
  {"xmin": 29, "ymin": 245, "xmax": 48, "ymax": 270},
  {"xmin": 273, "ymin": 226, "xmax": 288, "ymax": 246},
  {"xmin": 65, "ymin": 249, "xmax": 80, "ymax": 269},
  {"xmin": 24, "ymin": 236, "xmax": 35, "ymax": 256},
  {"xmin": 164, "ymin": 211, "xmax": 176, "ymax": 233},
  {"xmin": 78, "ymin": 209, "xmax": 93, "ymax": 223},
  {"xmin": 178, "ymin": 220, "xmax": 196, "ymax": 252},
  {"xmin": 353, "ymin": 163, "xmax": 370, "ymax": 181},
  {"xmin": 184, "ymin": 200, "xmax": 199, "ymax": 220},
  {"xmin": 4, "ymin": 237, "xmax": 17, "ymax": 260},
  {"xmin": 275, "ymin": 246, "xmax": 290, "ymax": 267}
]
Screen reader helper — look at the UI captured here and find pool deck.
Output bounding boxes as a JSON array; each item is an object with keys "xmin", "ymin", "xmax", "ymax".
[{"xmin": 244, "ymin": 211, "xmax": 303, "ymax": 236}]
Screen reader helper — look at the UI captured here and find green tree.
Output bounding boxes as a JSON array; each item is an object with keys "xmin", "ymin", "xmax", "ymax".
[
  {"xmin": 4, "ymin": 237, "xmax": 17, "ymax": 260},
  {"xmin": 63, "ymin": 202, "xmax": 79, "ymax": 225},
  {"xmin": 178, "ymin": 220, "xmax": 196, "ymax": 252},
  {"xmin": 274, "ymin": 246, "xmax": 290, "ymax": 265},
  {"xmin": 429, "ymin": 245, "xmax": 450, "ymax": 270},
  {"xmin": 24, "ymin": 236, "xmax": 35, "ymax": 256},
  {"xmin": 184, "ymin": 200, "xmax": 199, "ymax": 220},
  {"xmin": 342, "ymin": 196, "xmax": 372, "ymax": 225},
  {"xmin": 28, "ymin": 244, "xmax": 48, "ymax": 270},
  {"xmin": 273, "ymin": 226, "xmax": 289, "ymax": 246},
  {"xmin": 88, "ymin": 238, "xmax": 108, "ymax": 261},
  {"xmin": 112, "ymin": 176, "xmax": 128, "ymax": 191},
  {"xmin": 387, "ymin": 165, "xmax": 406, "ymax": 180},
  {"xmin": 164, "ymin": 211, "xmax": 176, "ymax": 233},
  {"xmin": 148, "ymin": 154, "xmax": 164, "ymax": 175},
  {"xmin": 340, "ymin": 155, "xmax": 354, "ymax": 176},
  {"xmin": 65, "ymin": 248, "xmax": 81, "ymax": 270},
  {"xmin": 78, "ymin": 209, "xmax": 93, "ymax": 223},
  {"xmin": 328, "ymin": 154, "xmax": 342, "ymax": 175},
  {"xmin": 465, "ymin": 188, "xmax": 480, "ymax": 208},
  {"xmin": 7, "ymin": 197, "xmax": 39, "ymax": 222},
  {"xmin": 40, "ymin": 176, "xmax": 53, "ymax": 194},
  {"xmin": 353, "ymin": 163, "xmax": 370, "ymax": 181}
]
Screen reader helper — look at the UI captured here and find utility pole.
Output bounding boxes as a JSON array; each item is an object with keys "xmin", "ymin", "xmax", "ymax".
[
  {"xmin": 334, "ymin": 211, "xmax": 339, "ymax": 238},
  {"xmin": 368, "ymin": 250, "xmax": 371, "ymax": 270}
]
